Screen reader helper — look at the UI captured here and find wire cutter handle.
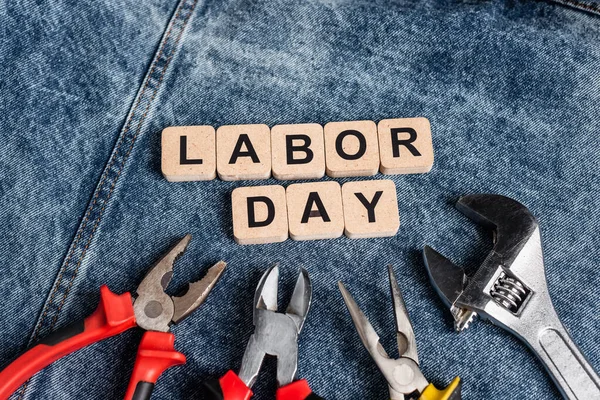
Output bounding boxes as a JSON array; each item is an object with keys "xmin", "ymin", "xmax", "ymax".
[{"xmin": 0, "ymin": 285, "xmax": 137, "ymax": 400}]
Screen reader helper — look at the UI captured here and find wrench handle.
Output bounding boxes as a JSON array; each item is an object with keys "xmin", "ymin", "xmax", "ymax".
[{"xmin": 531, "ymin": 321, "xmax": 600, "ymax": 400}]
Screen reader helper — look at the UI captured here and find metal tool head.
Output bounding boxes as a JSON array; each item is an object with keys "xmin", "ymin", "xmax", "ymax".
[
  {"xmin": 253, "ymin": 264, "xmax": 312, "ymax": 332},
  {"xmin": 133, "ymin": 234, "xmax": 226, "ymax": 332},
  {"xmin": 338, "ymin": 266, "xmax": 428, "ymax": 400},
  {"xmin": 239, "ymin": 265, "xmax": 313, "ymax": 389},
  {"xmin": 424, "ymin": 194, "xmax": 541, "ymax": 331}
]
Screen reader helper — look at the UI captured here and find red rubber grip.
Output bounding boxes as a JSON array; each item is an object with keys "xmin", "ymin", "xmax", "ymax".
[
  {"xmin": 0, "ymin": 285, "xmax": 137, "ymax": 400},
  {"xmin": 276, "ymin": 379, "xmax": 314, "ymax": 400},
  {"xmin": 220, "ymin": 370, "xmax": 253, "ymax": 400},
  {"xmin": 123, "ymin": 331, "xmax": 186, "ymax": 400}
]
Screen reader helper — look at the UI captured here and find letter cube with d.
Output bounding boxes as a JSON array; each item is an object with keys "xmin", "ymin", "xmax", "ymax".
[{"xmin": 231, "ymin": 185, "xmax": 288, "ymax": 244}]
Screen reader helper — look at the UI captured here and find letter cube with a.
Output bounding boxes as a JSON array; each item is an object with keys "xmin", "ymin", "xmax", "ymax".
[{"xmin": 286, "ymin": 181, "xmax": 344, "ymax": 240}]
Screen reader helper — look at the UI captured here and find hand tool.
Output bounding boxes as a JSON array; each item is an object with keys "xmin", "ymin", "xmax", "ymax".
[
  {"xmin": 201, "ymin": 264, "xmax": 323, "ymax": 400},
  {"xmin": 423, "ymin": 194, "xmax": 600, "ymax": 400},
  {"xmin": 338, "ymin": 265, "xmax": 462, "ymax": 400},
  {"xmin": 0, "ymin": 234, "xmax": 226, "ymax": 400}
]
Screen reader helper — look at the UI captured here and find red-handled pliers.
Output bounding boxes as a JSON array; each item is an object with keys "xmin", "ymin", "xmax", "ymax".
[
  {"xmin": 0, "ymin": 234, "xmax": 226, "ymax": 400},
  {"xmin": 201, "ymin": 265, "xmax": 323, "ymax": 400}
]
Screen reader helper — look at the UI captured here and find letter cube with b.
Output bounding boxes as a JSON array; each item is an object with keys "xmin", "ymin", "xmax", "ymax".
[
  {"xmin": 231, "ymin": 185, "xmax": 288, "ymax": 244},
  {"xmin": 271, "ymin": 123, "xmax": 325, "ymax": 180}
]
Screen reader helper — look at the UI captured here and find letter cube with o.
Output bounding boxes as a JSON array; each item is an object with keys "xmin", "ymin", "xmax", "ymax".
[
  {"xmin": 217, "ymin": 124, "xmax": 271, "ymax": 180},
  {"xmin": 378, "ymin": 117, "xmax": 434, "ymax": 174},
  {"xmin": 161, "ymin": 126, "xmax": 217, "ymax": 182},
  {"xmin": 324, "ymin": 120, "xmax": 380, "ymax": 178},
  {"xmin": 232, "ymin": 185, "xmax": 288, "ymax": 244},
  {"xmin": 286, "ymin": 181, "xmax": 344, "ymax": 241},
  {"xmin": 342, "ymin": 179, "xmax": 400, "ymax": 238},
  {"xmin": 271, "ymin": 123, "xmax": 325, "ymax": 180}
]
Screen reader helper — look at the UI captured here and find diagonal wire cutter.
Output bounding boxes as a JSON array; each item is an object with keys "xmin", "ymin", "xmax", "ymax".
[
  {"xmin": 0, "ymin": 234, "xmax": 226, "ymax": 400},
  {"xmin": 201, "ymin": 264, "xmax": 323, "ymax": 400},
  {"xmin": 338, "ymin": 265, "xmax": 461, "ymax": 400}
]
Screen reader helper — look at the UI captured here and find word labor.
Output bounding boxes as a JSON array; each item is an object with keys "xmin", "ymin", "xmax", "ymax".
[
  {"xmin": 231, "ymin": 180, "xmax": 400, "ymax": 245},
  {"xmin": 161, "ymin": 118, "xmax": 434, "ymax": 182}
]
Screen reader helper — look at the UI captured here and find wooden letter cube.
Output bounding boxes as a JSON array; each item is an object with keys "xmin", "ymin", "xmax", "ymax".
[
  {"xmin": 271, "ymin": 123, "xmax": 325, "ymax": 180},
  {"xmin": 161, "ymin": 125, "xmax": 216, "ymax": 182},
  {"xmin": 378, "ymin": 117, "xmax": 434, "ymax": 174},
  {"xmin": 217, "ymin": 124, "xmax": 271, "ymax": 181},
  {"xmin": 286, "ymin": 182, "xmax": 344, "ymax": 241},
  {"xmin": 342, "ymin": 179, "xmax": 400, "ymax": 238},
  {"xmin": 324, "ymin": 120, "xmax": 380, "ymax": 178},
  {"xmin": 231, "ymin": 185, "xmax": 288, "ymax": 244}
]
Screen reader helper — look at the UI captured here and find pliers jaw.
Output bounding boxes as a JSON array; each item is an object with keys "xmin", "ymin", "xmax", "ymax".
[
  {"xmin": 133, "ymin": 234, "xmax": 226, "ymax": 332},
  {"xmin": 338, "ymin": 266, "xmax": 429, "ymax": 400}
]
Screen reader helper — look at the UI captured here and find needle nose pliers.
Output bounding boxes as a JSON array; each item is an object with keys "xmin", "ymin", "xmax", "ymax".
[
  {"xmin": 0, "ymin": 234, "xmax": 226, "ymax": 400},
  {"xmin": 201, "ymin": 264, "xmax": 323, "ymax": 400},
  {"xmin": 338, "ymin": 265, "xmax": 462, "ymax": 400}
]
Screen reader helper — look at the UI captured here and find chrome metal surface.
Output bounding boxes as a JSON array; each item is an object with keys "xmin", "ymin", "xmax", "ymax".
[
  {"xmin": 338, "ymin": 266, "xmax": 429, "ymax": 400},
  {"xmin": 238, "ymin": 265, "xmax": 312, "ymax": 388},
  {"xmin": 424, "ymin": 194, "xmax": 600, "ymax": 400}
]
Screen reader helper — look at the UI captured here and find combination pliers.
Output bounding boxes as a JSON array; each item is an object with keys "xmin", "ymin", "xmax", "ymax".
[
  {"xmin": 339, "ymin": 265, "xmax": 462, "ymax": 400},
  {"xmin": 201, "ymin": 264, "xmax": 323, "ymax": 400},
  {"xmin": 0, "ymin": 234, "xmax": 226, "ymax": 400}
]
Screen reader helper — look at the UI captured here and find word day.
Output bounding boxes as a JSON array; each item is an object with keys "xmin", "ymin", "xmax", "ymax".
[
  {"xmin": 161, "ymin": 117, "xmax": 433, "ymax": 182},
  {"xmin": 231, "ymin": 180, "xmax": 400, "ymax": 245}
]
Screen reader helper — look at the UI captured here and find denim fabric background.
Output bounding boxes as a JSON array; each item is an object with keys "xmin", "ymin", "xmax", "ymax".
[{"xmin": 1, "ymin": 0, "xmax": 599, "ymax": 399}]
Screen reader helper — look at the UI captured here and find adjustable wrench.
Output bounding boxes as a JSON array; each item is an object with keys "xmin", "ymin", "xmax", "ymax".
[{"xmin": 423, "ymin": 194, "xmax": 600, "ymax": 400}]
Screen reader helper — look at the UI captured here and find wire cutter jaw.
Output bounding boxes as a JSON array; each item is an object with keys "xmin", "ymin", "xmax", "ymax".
[{"xmin": 133, "ymin": 234, "xmax": 227, "ymax": 332}]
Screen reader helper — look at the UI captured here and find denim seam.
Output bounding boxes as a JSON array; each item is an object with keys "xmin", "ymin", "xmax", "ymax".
[
  {"xmin": 546, "ymin": 0, "xmax": 600, "ymax": 16},
  {"xmin": 14, "ymin": 0, "xmax": 199, "ymax": 398}
]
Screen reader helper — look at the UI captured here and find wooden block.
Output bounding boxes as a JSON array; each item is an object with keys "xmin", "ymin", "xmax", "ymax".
[
  {"xmin": 271, "ymin": 123, "xmax": 325, "ymax": 180},
  {"xmin": 286, "ymin": 182, "xmax": 344, "ymax": 241},
  {"xmin": 342, "ymin": 179, "xmax": 400, "ymax": 238},
  {"xmin": 378, "ymin": 117, "xmax": 434, "ymax": 174},
  {"xmin": 231, "ymin": 185, "xmax": 288, "ymax": 244},
  {"xmin": 324, "ymin": 120, "xmax": 380, "ymax": 178},
  {"xmin": 161, "ymin": 126, "xmax": 216, "ymax": 182},
  {"xmin": 217, "ymin": 124, "xmax": 271, "ymax": 181}
]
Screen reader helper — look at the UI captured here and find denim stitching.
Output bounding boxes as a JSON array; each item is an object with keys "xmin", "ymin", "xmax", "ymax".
[
  {"xmin": 547, "ymin": 0, "xmax": 600, "ymax": 16},
  {"xmin": 14, "ymin": 0, "xmax": 199, "ymax": 398}
]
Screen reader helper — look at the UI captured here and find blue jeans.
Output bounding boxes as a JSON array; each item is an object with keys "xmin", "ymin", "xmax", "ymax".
[{"xmin": 1, "ymin": 0, "xmax": 599, "ymax": 398}]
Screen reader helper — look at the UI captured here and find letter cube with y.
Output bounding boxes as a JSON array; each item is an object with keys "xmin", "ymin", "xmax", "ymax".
[
  {"xmin": 232, "ymin": 185, "xmax": 288, "ymax": 244},
  {"xmin": 342, "ymin": 179, "xmax": 400, "ymax": 238},
  {"xmin": 161, "ymin": 126, "xmax": 216, "ymax": 182},
  {"xmin": 217, "ymin": 124, "xmax": 271, "ymax": 180},
  {"xmin": 286, "ymin": 182, "xmax": 344, "ymax": 241},
  {"xmin": 324, "ymin": 120, "xmax": 380, "ymax": 178},
  {"xmin": 271, "ymin": 123, "xmax": 325, "ymax": 180},
  {"xmin": 378, "ymin": 117, "xmax": 434, "ymax": 174}
]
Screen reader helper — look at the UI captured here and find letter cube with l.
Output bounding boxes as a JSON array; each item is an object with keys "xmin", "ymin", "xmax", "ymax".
[
  {"xmin": 271, "ymin": 123, "xmax": 325, "ymax": 180},
  {"xmin": 286, "ymin": 181, "xmax": 344, "ymax": 240},
  {"xmin": 378, "ymin": 117, "xmax": 434, "ymax": 174},
  {"xmin": 161, "ymin": 126, "xmax": 216, "ymax": 182},
  {"xmin": 217, "ymin": 124, "xmax": 271, "ymax": 180},
  {"xmin": 231, "ymin": 185, "xmax": 288, "ymax": 244},
  {"xmin": 342, "ymin": 179, "xmax": 400, "ymax": 238}
]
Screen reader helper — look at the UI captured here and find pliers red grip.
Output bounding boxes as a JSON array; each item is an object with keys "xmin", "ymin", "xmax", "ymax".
[{"xmin": 0, "ymin": 235, "xmax": 226, "ymax": 400}]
